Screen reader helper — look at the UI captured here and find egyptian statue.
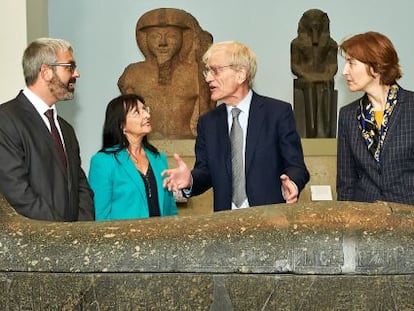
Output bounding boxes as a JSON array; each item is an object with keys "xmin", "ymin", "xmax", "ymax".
[
  {"xmin": 291, "ymin": 9, "xmax": 338, "ymax": 138},
  {"xmin": 118, "ymin": 8, "xmax": 214, "ymax": 139}
]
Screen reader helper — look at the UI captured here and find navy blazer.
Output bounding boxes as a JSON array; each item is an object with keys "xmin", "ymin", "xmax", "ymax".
[
  {"xmin": 191, "ymin": 91, "xmax": 309, "ymax": 211},
  {"xmin": 337, "ymin": 87, "xmax": 414, "ymax": 205},
  {"xmin": 0, "ymin": 91, "xmax": 94, "ymax": 221}
]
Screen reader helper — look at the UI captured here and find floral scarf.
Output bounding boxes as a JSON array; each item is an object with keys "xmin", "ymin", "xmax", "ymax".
[{"xmin": 357, "ymin": 84, "xmax": 399, "ymax": 162}]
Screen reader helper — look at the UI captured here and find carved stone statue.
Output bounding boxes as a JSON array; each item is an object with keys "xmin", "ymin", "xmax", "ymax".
[
  {"xmin": 118, "ymin": 8, "xmax": 214, "ymax": 139},
  {"xmin": 291, "ymin": 9, "xmax": 338, "ymax": 138}
]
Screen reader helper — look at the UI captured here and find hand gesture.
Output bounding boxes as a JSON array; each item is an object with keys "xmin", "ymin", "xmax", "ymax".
[
  {"xmin": 280, "ymin": 174, "xmax": 299, "ymax": 203},
  {"xmin": 162, "ymin": 153, "xmax": 191, "ymax": 192}
]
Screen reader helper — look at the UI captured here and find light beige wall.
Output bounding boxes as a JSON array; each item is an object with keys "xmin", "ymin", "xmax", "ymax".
[
  {"xmin": 0, "ymin": 0, "xmax": 48, "ymax": 104},
  {"xmin": 26, "ymin": 0, "xmax": 48, "ymax": 43},
  {"xmin": 300, "ymin": 139, "xmax": 337, "ymax": 203},
  {"xmin": 0, "ymin": 1, "xmax": 27, "ymax": 103}
]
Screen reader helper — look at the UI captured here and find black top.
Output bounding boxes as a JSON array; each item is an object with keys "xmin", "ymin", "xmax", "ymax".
[{"xmin": 139, "ymin": 164, "xmax": 160, "ymax": 217}]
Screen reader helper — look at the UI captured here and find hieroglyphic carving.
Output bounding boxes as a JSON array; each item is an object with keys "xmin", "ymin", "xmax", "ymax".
[{"xmin": 2, "ymin": 197, "xmax": 414, "ymax": 309}]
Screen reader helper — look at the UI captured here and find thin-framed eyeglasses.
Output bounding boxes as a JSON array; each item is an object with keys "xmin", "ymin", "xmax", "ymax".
[
  {"xmin": 141, "ymin": 106, "xmax": 151, "ymax": 114},
  {"xmin": 202, "ymin": 65, "xmax": 233, "ymax": 78},
  {"xmin": 128, "ymin": 106, "xmax": 151, "ymax": 117},
  {"xmin": 47, "ymin": 61, "xmax": 77, "ymax": 74}
]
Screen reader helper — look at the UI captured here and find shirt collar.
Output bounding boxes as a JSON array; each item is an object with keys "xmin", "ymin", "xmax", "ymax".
[
  {"xmin": 226, "ymin": 90, "xmax": 253, "ymax": 115},
  {"xmin": 23, "ymin": 87, "xmax": 57, "ymax": 115}
]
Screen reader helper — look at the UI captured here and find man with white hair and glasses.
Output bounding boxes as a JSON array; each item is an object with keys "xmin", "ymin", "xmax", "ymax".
[{"xmin": 163, "ymin": 41, "xmax": 309, "ymax": 212}]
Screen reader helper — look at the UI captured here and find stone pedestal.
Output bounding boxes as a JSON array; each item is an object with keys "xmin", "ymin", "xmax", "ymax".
[{"xmin": 155, "ymin": 138, "xmax": 337, "ymax": 215}]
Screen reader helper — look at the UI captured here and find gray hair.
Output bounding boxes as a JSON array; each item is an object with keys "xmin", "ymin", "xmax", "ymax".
[
  {"xmin": 22, "ymin": 38, "xmax": 73, "ymax": 86},
  {"xmin": 202, "ymin": 41, "xmax": 257, "ymax": 88}
]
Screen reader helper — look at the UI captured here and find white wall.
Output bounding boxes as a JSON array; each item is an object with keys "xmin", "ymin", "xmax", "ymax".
[
  {"xmin": 0, "ymin": 0, "xmax": 26, "ymax": 103},
  {"xmin": 48, "ymin": 0, "xmax": 414, "ymax": 173}
]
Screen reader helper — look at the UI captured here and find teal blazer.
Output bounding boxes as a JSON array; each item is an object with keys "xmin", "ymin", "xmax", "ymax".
[{"xmin": 88, "ymin": 147, "xmax": 177, "ymax": 221}]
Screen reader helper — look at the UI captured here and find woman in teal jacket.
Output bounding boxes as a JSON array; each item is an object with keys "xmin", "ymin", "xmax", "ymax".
[{"xmin": 89, "ymin": 94, "xmax": 177, "ymax": 220}]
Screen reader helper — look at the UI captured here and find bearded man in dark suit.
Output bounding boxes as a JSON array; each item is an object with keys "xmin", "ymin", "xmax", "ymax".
[{"xmin": 0, "ymin": 38, "xmax": 94, "ymax": 221}]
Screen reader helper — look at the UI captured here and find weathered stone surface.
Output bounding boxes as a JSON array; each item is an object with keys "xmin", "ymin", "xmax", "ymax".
[
  {"xmin": 1, "ymin": 196, "xmax": 414, "ymax": 309},
  {"xmin": 2, "ymin": 273, "xmax": 414, "ymax": 310}
]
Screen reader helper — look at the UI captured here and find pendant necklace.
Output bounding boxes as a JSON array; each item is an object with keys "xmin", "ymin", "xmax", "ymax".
[{"xmin": 127, "ymin": 148, "xmax": 152, "ymax": 198}]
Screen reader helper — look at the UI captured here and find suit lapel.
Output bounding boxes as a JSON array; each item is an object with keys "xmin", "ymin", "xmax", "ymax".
[
  {"xmin": 245, "ymin": 93, "xmax": 264, "ymax": 173},
  {"xmin": 17, "ymin": 92, "xmax": 68, "ymax": 177},
  {"xmin": 118, "ymin": 149, "xmax": 148, "ymax": 203},
  {"xmin": 381, "ymin": 89, "xmax": 405, "ymax": 153},
  {"xmin": 216, "ymin": 104, "xmax": 232, "ymax": 179}
]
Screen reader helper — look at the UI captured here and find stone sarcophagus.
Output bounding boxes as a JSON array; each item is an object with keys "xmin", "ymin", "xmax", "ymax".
[{"xmin": 1, "ymin": 196, "xmax": 414, "ymax": 310}]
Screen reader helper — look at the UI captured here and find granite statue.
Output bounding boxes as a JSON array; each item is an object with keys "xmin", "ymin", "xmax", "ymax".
[{"xmin": 291, "ymin": 9, "xmax": 338, "ymax": 138}]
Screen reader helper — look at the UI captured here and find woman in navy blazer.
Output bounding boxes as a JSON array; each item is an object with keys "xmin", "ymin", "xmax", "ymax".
[
  {"xmin": 89, "ymin": 94, "xmax": 177, "ymax": 220},
  {"xmin": 337, "ymin": 31, "xmax": 414, "ymax": 205}
]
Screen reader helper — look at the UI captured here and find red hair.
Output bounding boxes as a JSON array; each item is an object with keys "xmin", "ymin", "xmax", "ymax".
[{"xmin": 339, "ymin": 31, "xmax": 402, "ymax": 85}]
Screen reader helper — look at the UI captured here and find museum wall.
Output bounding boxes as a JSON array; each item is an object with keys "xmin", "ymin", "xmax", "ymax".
[
  {"xmin": 0, "ymin": 1, "xmax": 26, "ymax": 103},
  {"xmin": 45, "ymin": 0, "xmax": 414, "ymax": 173}
]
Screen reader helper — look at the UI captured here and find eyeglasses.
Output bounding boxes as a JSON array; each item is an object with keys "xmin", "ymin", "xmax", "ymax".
[
  {"xmin": 128, "ymin": 106, "xmax": 151, "ymax": 117},
  {"xmin": 202, "ymin": 65, "xmax": 233, "ymax": 78},
  {"xmin": 141, "ymin": 106, "xmax": 151, "ymax": 114},
  {"xmin": 47, "ymin": 61, "xmax": 77, "ymax": 74}
]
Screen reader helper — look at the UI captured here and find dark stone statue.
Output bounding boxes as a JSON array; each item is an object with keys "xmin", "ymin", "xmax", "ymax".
[
  {"xmin": 118, "ymin": 8, "xmax": 214, "ymax": 139},
  {"xmin": 291, "ymin": 9, "xmax": 338, "ymax": 138}
]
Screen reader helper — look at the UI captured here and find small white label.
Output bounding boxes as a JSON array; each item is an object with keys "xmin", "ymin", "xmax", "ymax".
[{"xmin": 310, "ymin": 185, "xmax": 333, "ymax": 201}]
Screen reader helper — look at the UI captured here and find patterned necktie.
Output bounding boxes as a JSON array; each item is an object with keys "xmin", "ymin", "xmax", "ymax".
[
  {"xmin": 44, "ymin": 109, "xmax": 67, "ymax": 169},
  {"xmin": 230, "ymin": 107, "xmax": 247, "ymax": 207}
]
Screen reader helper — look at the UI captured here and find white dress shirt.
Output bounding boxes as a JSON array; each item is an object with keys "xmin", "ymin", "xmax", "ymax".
[{"xmin": 23, "ymin": 87, "xmax": 66, "ymax": 149}]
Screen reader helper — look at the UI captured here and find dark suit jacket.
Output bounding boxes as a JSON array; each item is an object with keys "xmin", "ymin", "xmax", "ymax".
[
  {"xmin": 191, "ymin": 91, "xmax": 309, "ymax": 211},
  {"xmin": 337, "ymin": 87, "xmax": 414, "ymax": 205},
  {"xmin": 0, "ymin": 91, "xmax": 94, "ymax": 221}
]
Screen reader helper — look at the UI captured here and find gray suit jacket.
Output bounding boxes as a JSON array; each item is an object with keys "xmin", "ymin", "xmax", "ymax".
[
  {"xmin": 337, "ymin": 87, "xmax": 414, "ymax": 205},
  {"xmin": 0, "ymin": 91, "xmax": 94, "ymax": 221}
]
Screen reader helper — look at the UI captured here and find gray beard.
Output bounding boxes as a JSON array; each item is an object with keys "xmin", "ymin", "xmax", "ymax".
[{"xmin": 48, "ymin": 73, "xmax": 74, "ymax": 101}]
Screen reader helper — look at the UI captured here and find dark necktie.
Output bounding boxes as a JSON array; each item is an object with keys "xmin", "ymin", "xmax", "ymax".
[
  {"xmin": 44, "ymin": 109, "xmax": 67, "ymax": 169},
  {"xmin": 230, "ymin": 107, "xmax": 247, "ymax": 207}
]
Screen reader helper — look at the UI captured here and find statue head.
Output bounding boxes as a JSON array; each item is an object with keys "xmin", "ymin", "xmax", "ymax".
[
  {"xmin": 136, "ymin": 8, "xmax": 199, "ymax": 64},
  {"xmin": 297, "ymin": 9, "xmax": 331, "ymax": 45}
]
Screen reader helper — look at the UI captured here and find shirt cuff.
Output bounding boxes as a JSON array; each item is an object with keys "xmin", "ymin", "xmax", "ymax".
[{"xmin": 182, "ymin": 174, "xmax": 193, "ymax": 198}]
